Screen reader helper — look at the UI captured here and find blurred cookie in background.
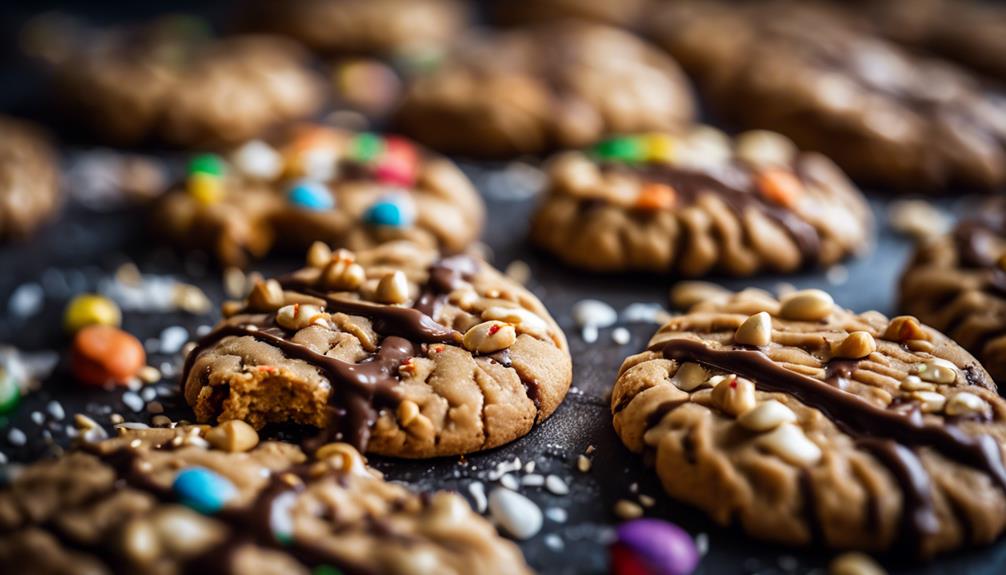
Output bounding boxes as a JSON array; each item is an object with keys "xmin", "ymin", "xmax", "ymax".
[
  {"xmin": 0, "ymin": 115, "xmax": 60, "ymax": 240},
  {"xmin": 396, "ymin": 21, "xmax": 696, "ymax": 157},
  {"xmin": 900, "ymin": 199, "xmax": 1006, "ymax": 384},
  {"xmin": 648, "ymin": 0, "xmax": 1006, "ymax": 190},
  {"xmin": 154, "ymin": 124, "xmax": 483, "ymax": 267},
  {"xmin": 493, "ymin": 0, "xmax": 647, "ymax": 28},
  {"xmin": 22, "ymin": 14, "xmax": 325, "ymax": 148},
  {"xmin": 531, "ymin": 127, "xmax": 872, "ymax": 276}
]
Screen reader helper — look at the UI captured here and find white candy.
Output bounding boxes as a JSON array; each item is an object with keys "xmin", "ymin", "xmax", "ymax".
[
  {"xmin": 545, "ymin": 475, "xmax": 569, "ymax": 496},
  {"xmin": 232, "ymin": 140, "xmax": 283, "ymax": 180},
  {"xmin": 572, "ymin": 299, "xmax": 618, "ymax": 329},
  {"xmin": 488, "ymin": 488, "xmax": 543, "ymax": 540}
]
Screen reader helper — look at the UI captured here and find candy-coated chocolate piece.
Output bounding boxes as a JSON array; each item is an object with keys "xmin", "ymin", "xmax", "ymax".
[
  {"xmin": 364, "ymin": 194, "xmax": 415, "ymax": 228},
  {"xmin": 187, "ymin": 172, "xmax": 225, "ymax": 205},
  {"xmin": 0, "ymin": 368, "xmax": 20, "ymax": 414},
  {"xmin": 594, "ymin": 136, "xmax": 646, "ymax": 163},
  {"xmin": 71, "ymin": 325, "xmax": 146, "ymax": 387},
  {"xmin": 232, "ymin": 140, "xmax": 283, "ymax": 180},
  {"xmin": 611, "ymin": 519, "xmax": 700, "ymax": 575},
  {"xmin": 188, "ymin": 153, "xmax": 226, "ymax": 177},
  {"xmin": 643, "ymin": 133, "xmax": 676, "ymax": 163},
  {"xmin": 288, "ymin": 180, "xmax": 335, "ymax": 211},
  {"xmin": 64, "ymin": 293, "xmax": 122, "ymax": 334},
  {"xmin": 351, "ymin": 133, "xmax": 385, "ymax": 163},
  {"xmin": 757, "ymin": 167, "xmax": 803, "ymax": 208},
  {"xmin": 635, "ymin": 183, "xmax": 677, "ymax": 211},
  {"xmin": 172, "ymin": 467, "xmax": 238, "ymax": 514}
]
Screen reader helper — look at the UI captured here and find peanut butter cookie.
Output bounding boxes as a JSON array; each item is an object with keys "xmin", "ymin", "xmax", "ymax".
[
  {"xmin": 531, "ymin": 127, "xmax": 872, "ymax": 275},
  {"xmin": 0, "ymin": 116, "xmax": 59, "ymax": 239},
  {"xmin": 44, "ymin": 16, "xmax": 324, "ymax": 147},
  {"xmin": 154, "ymin": 125, "xmax": 484, "ymax": 267},
  {"xmin": 612, "ymin": 288, "xmax": 1006, "ymax": 557},
  {"xmin": 900, "ymin": 200, "xmax": 1006, "ymax": 384},
  {"xmin": 181, "ymin": 241, "xmax": 571, "ymax": 458},
  {"xmin": 0, "ymin": 424, "xmax": 531, "ymax": 574},
  {"xmin": 395, "ymin": 21, "xmax": 695, "ymax": 157},
  {"xmin": 648, "ymin": 0, "xmax": 1006, "ymax": 189}
]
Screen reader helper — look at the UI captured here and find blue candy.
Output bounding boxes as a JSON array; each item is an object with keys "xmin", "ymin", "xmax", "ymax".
[
  {"xmin": 364, "ymin": 195, "xmax": 415, "ymax": 228},
  {"xmin": 287, "ymin": 181, "xmax": 335, "ymax": 211},
  {"xmin": 172, "ymin": 467, "xmax": 238, "ymax": 514}
]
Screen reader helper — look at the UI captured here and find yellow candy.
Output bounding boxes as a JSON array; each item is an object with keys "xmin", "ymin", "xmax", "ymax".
[
  {"xmin": 64, "ymin": 294, "xmax": 121, "ymax": 334},
  {"xmin": 187, "ymin": 172, "xmax": 224, "ymax": 205},
  {"xmin": 643, "ymin": 133, "xmax": 676, "ymax": 163}
]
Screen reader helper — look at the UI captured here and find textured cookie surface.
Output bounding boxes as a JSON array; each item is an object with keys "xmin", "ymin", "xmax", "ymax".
[
  {"xmin": 243, "ymin": 0, "xmax": 468, "ymax": 56},
  {"xmin": 494, "ymin": 0, "xmax": 647, "ymax": 27},
  {"xmin": 0, "ymin": 424, "xmax": 531, "ymax": 574},
  {"xmin": 612, "ymin": 288, "xmax": 1006, "ymax": 557},
  {"xmin": 901, "ymin": 201, "xmax": 1006, "ymax": 384},
  {"xmin": 396, "ymin": 21, "xmax": 695, "ymax": 157},
  {"xmin": 154, "ymin": 125, "xmax": 484, "ymax": 267},
  {"xmin": 0, "ymin": 116, "xmax": 60, "ymax": 239},
  {"xmin": 47, "ymin": 17, "xmax": 324, "ymax": 147},
  {"xmin": 182, "ymin": 241, "xmax": 571, "ymax": 458},
  {"xmin": 531, "ymin": 127, "xmax": 872, "ymax": 276},
  {"xmin": 648, "ymin": 0, "xmax": 1006, "ymax": 189}
]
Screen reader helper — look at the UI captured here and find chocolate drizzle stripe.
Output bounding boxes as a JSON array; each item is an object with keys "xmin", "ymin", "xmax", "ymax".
[
  {"xmin": 653, "ymin": 339, "xmax": 1006, "ymax": 492},
  {"xmin": 614, "ymin": 163, "xmax": 822, "ymax": 265},
  {"xmin": 857, "ymin": 438, "xmax": 939, "ymax": 551}
]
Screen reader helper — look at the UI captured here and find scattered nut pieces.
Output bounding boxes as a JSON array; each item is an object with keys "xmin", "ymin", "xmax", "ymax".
[
  {"xmin": 711, "ymin": 376, "xmax": 757, "ymax": 417},
  {"xmin": 275, "ymin": 303, "xmax": 327, "ymax": 331},
  {"xmin": 463, "ymin": 321, "xmax": 517, "ymax": 354},
  {"xmin": 887, "ymin": 199, "xmax": 949, "ymax": 241},
  {"xmin": 614, "ymin": 499, "xmax": 644, "ymax": 520},
  {"xmin": 734, "ymin": 312, "xmax": 772, "ymax": 346},
  {"xmin": 397, "ymin": 399, "xmax": 420, "ymax": 426},
  {"xmin": 756, "ymin": 423, "xmax": 822, "ymax": 466},
  {"xmin": 735, "ymin": 130, "xmax": 797, "ymax": 168},
  {"xmin": 912, "ymin": 391, "xmax": 947, "ymax": 413},
  {"xmin": 375, "ymin": 271, "xmax": 409, "ymax": 304},
  {"xmin": 917, "ymin": 358, "xmax": 959, "ymax": 385},
  {"xmin": 881, "ymin": 316, "xmax": 929, "ymax": 343},
  {"xmin": 778, "ymin": 289, "xmax": 834, "ymax": 321},
  {"xmin": 307, "ymin": 241, "xmax": 333, "ymax": 268},
  {"xmin": 829, "ymin": 551, "xmax": 888, "ymax": 575},
  {"xmin": 206, "ymin": 420, "xmax": 259, "ymax": 452},
  {"xmin": 737, "ymin": 400, "xmax": 797, "ymax": 432},
  {"xmin": 323, "ymin": 257, "xmax": 366, "ymax": 291},
  {"xmin": 577, "ymin": 454, "xmax": 592, "ymax": 473},
  {"xmin": 831, "ymin": 331, "xmax": 877, "ymax": 359},
  {"xmin": 670, "ymin": 362, "xmax": 710, "ymax": 392},
  {"xmin": 670, "ymin": 281, "xmax": 730, "ymax": 310},
  {"xmin": 247, "ymin": 279, "xmax": 285, "ymax": 311},
  {"xmin": 945, "ymin": 392, "xmax": 988, "ymax": 418}
]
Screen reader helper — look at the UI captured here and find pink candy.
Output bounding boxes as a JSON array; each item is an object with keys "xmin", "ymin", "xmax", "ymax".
[
  {"xmin": 611, "ymin": 519, "xmax": 700, "ymax": 575},
  {"xmin": 374, "ymin": 137, "xmax": 418, "ymax": 187}
]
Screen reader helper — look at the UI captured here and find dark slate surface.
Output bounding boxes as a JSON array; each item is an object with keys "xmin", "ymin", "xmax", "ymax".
[{"xmin": 1, "ymin": 3, "xmax": 1005, "ymax": 575}]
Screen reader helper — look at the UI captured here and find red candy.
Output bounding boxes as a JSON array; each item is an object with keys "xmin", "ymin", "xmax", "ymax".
[
  {"xmin": 71, "ymin": 325, "xmax": 146, "ymax": 387},
  {"xmin": 375, "ymin": 137, "xmax": 418, "ymax": 187}
]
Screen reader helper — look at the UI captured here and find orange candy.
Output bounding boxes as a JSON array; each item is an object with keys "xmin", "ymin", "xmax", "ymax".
[
  {"xmin": 634, "ymin": 182, "xmax": 677, "ymax": 211},
  {"xmin": 756, "ymin": 168, "xmax": 803, "ymax": 207},
  {"xmin": 72, "ymin": 325, "xmax": 146, "ymax": 387}
]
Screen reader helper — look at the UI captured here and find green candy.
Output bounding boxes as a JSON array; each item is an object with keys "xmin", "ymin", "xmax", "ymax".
[
  {"xmin": 351, "ymin": 133, "xmax": 385, "ymax": 163},
  {"xmin": 0, "ymin": 369, "xmax": 20, "ymax": 415},
  {"xmin": 312, "ymin": 566, "xmax": 343, "ymax": 575},
  {"xmin": 593, "ymin": 136, "xmax": 645, "ymax": 163},
  {"xmin": 188, "ymin": 153, "xmax": 226, "ymax": 177}
]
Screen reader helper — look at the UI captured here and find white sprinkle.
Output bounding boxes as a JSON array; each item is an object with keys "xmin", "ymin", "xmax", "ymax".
[
  {"xmin": 696, "ymin": 532, "xmax": 709, "ymax": 556},
  {"xmin": 621, "ymin": 302, "xmax": 671, "ymax": 324},
  {"xmin": 8, "ymin": 283, "xmax": 44, "ymax": 318},
  {"xmin": 31, "ymin": 411, "xmax": 44, "ymax": 425},
  {"xmin": 488, "ymin": 488, "xmax": 543, "ymax": 540},
  {"xmin": 612, "ymin": 327, "xmax": 631, "ymax": 345},
  {"xmin": 544, "ymin": 533, "xmax": 565, "ymax": 551},
  {"xmin": 826, "ymin": 264, "xmax": 849, "ymax": 286},
  {"xmin": 140, "ymin": 387, "xmax": 157, "ymax": 402},
  {"xmin": 629, "ymin": 482, "xmax": 639, "ymax": 494},
  {"xmin": 545, "ymin": 507, "xmax": 567, "ymax": 523},
  {"xmin": 468, "ymin": 481, "xmax": 488, "ymax": 514},
  {"xmin": 524, "ymin": 460, "xmax": 536, "ymax": 473},
  {"xmin": 7, "ymin": 427, "xmax": 26, "ymax": 446},
  {"xmin": 159, "ymin": 326, "xmax": 189, "ymax": 354},
  {"xmin": 122, "ymin": 391, "xmax": 144, "ymax": 412},
  {"xmin": 582, "ymin": 325, "xmax": 599, "ymax": 343},
  {"xmin": 46, "ymin": 401, "xmax": 65, "ymax": 420},
  {"xmin": 115, "ymin": 422, "xmax": 150, "ymax": 430},
  {"xmin": 545, "ymin": 475, "xmax": 569, "ymax": 496},
  {"xmin": 521, "ymin": 473, "xmax": 545, "ymax": 487},
  {"xmin": 500, "ymin": 473, "xmax": 520, "ymax": 491},
  {"xmin": 572, "ymin": 299, "xmax": 618, "ymax": 329},
  {"xmin": 0, "ymin": 451, "xmax": 6, "ymax": 464},
  {"xmin": 197, "ymin": 325, "xmax": 212, "ymax": 336}
]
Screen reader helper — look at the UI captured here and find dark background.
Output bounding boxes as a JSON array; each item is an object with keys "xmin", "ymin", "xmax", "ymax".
[{"xmin": 0, "ymin": 2, "xmax": 1001, "ymax": 574}]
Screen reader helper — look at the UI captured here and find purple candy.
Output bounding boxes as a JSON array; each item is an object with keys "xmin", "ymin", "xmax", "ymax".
[{"xmin": 614, "ymin": 518, "xmax": 700, "ymax": 575}]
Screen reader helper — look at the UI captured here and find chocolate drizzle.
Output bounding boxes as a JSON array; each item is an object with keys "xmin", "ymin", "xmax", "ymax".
[
  {"xmin": 610, "ymin": 163, "xmax": 822, "ymax": 265},
  {"xmin": 652, "ymin": 338, "xmax": 1006, "ymax": 546},
  {"xmin": 954, "ymin": 210, "xmax": 1006, "ymax": 269}
]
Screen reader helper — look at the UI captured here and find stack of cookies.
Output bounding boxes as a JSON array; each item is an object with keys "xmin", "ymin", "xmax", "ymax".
[{"xmin": 2, "ymin": 1, "xmax": 1006, "ymax": 574}]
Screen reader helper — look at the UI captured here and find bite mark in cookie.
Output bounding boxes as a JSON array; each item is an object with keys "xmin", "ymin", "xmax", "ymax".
[
  {"xmin": 182, "ymin": 241, "xmax": 571, "ymax": 458},
  {"xmin": 613, "ymin": 288, "xmax": 1006, "ymax": 557}
]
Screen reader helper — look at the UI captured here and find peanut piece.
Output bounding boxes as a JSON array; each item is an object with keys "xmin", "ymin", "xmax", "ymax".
[
  {"xmin": 205, "ymin": 420, "xmax": 259, "ymax": 452},
  {"xmin": 670, "ymin": 362, "xmax": 709, "ymax": 392},
  {"xmin": 735, "ymin": 130, "xmax": 797, "ymax": 167},
  {"xmin": 946, "ymin": 392, "xmax": 989, "ymax": 418},
  {"xmin": 917, "ymin": 358, "xmax": 959, "ymax": 385},
  {"xmin": 738, "ymin": 400, "xmax": 797, "ymax": 432},
  {"xmin": 757, "ymin": 423, "xmax": 822, "ymax": 466},
  {"xmin": 882, "ymin": 315, "xmax": 929, "ymax": 342},
  {"xmin": 322, "ymin": 258, "xmax": 366, "ymax": 291},
  {"xmin": 832, "ymin": 331, "xmax": 877, "ymax": 359},
  {"xmin": 275, "ymin": 303, "xmax": 327, "ymax": 331},
  {"xmin": 247, "ymin": 279, "xmax": 285, "ymax": 311},
  {"xmin": 735, "ymin": 312, "xmax": 772, "ymax": 346},
  {"xmin": 711, "ymin": 376, "xmax": 757, "ymax": 417},
  {"xmin": 375, "ymin": 271, "xmax": 409, "ymax": 304},
  {"xmin": 397, "ymin": 400, "xmax": 420, "ymax": 426},
  {"xmin": 779, "ymin": 289, "xmax": 834, "ymax": 321},
  {"xmin": 306, "ymin": 241, "xmax": 333, "ymax": 268},
  {"xmin": 481, "ymin": 306, "xmax": 549, "ymax": 339},
  {"xmin": 316, "ymin": 442, "xmax": 367, "ymax": 474},
  {"xmin": 463, "ymin": 320, "xmax": 517, "ymax": 353},
  {"xmin": 912, "ymin": 391, "xmax": 947, "ymax": 413}
]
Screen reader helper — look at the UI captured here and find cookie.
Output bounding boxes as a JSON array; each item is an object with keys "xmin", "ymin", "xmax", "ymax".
[
  {"xmin": 0, "ymin": 116, "xmax": 60, "ymax": 240},
  {"xmin": 242, "ymin": 0, "xmax": 468, "ymax": 58},
  {"xmin": 181, "ymin": 241, "xmax": 571, "ymax": 458},
  {"xmin": 0, "ymin": 423, "xmax": 531, "ymax": 574},
  {"xmin": 530, "ymin": 127, "xmax": 872, "ymax": 276},
  {"xmin": 647, "ymin": 1, "xmax": 1006, "ymax": 189},
  {"xmin": 395, "ymin": 21, "xmax": 695, "ymax": 157},
  {"xmin": 900, "ymin": 201, "xmax": 1006, "ymax": 384},
  {"xmin": 493, "ymin": 0, "xmax": 647, "ymax": 27},
  {"xmin": 42, "ymin": 15, "xmax": 324, "ymax": 147},
  {"xmin": 154, "ymin": 125, "xmax": 484, "ymax": 267},
  {"xmin": 612, "ymin": 287, "xmax": 1006, "ymax": 557}
]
